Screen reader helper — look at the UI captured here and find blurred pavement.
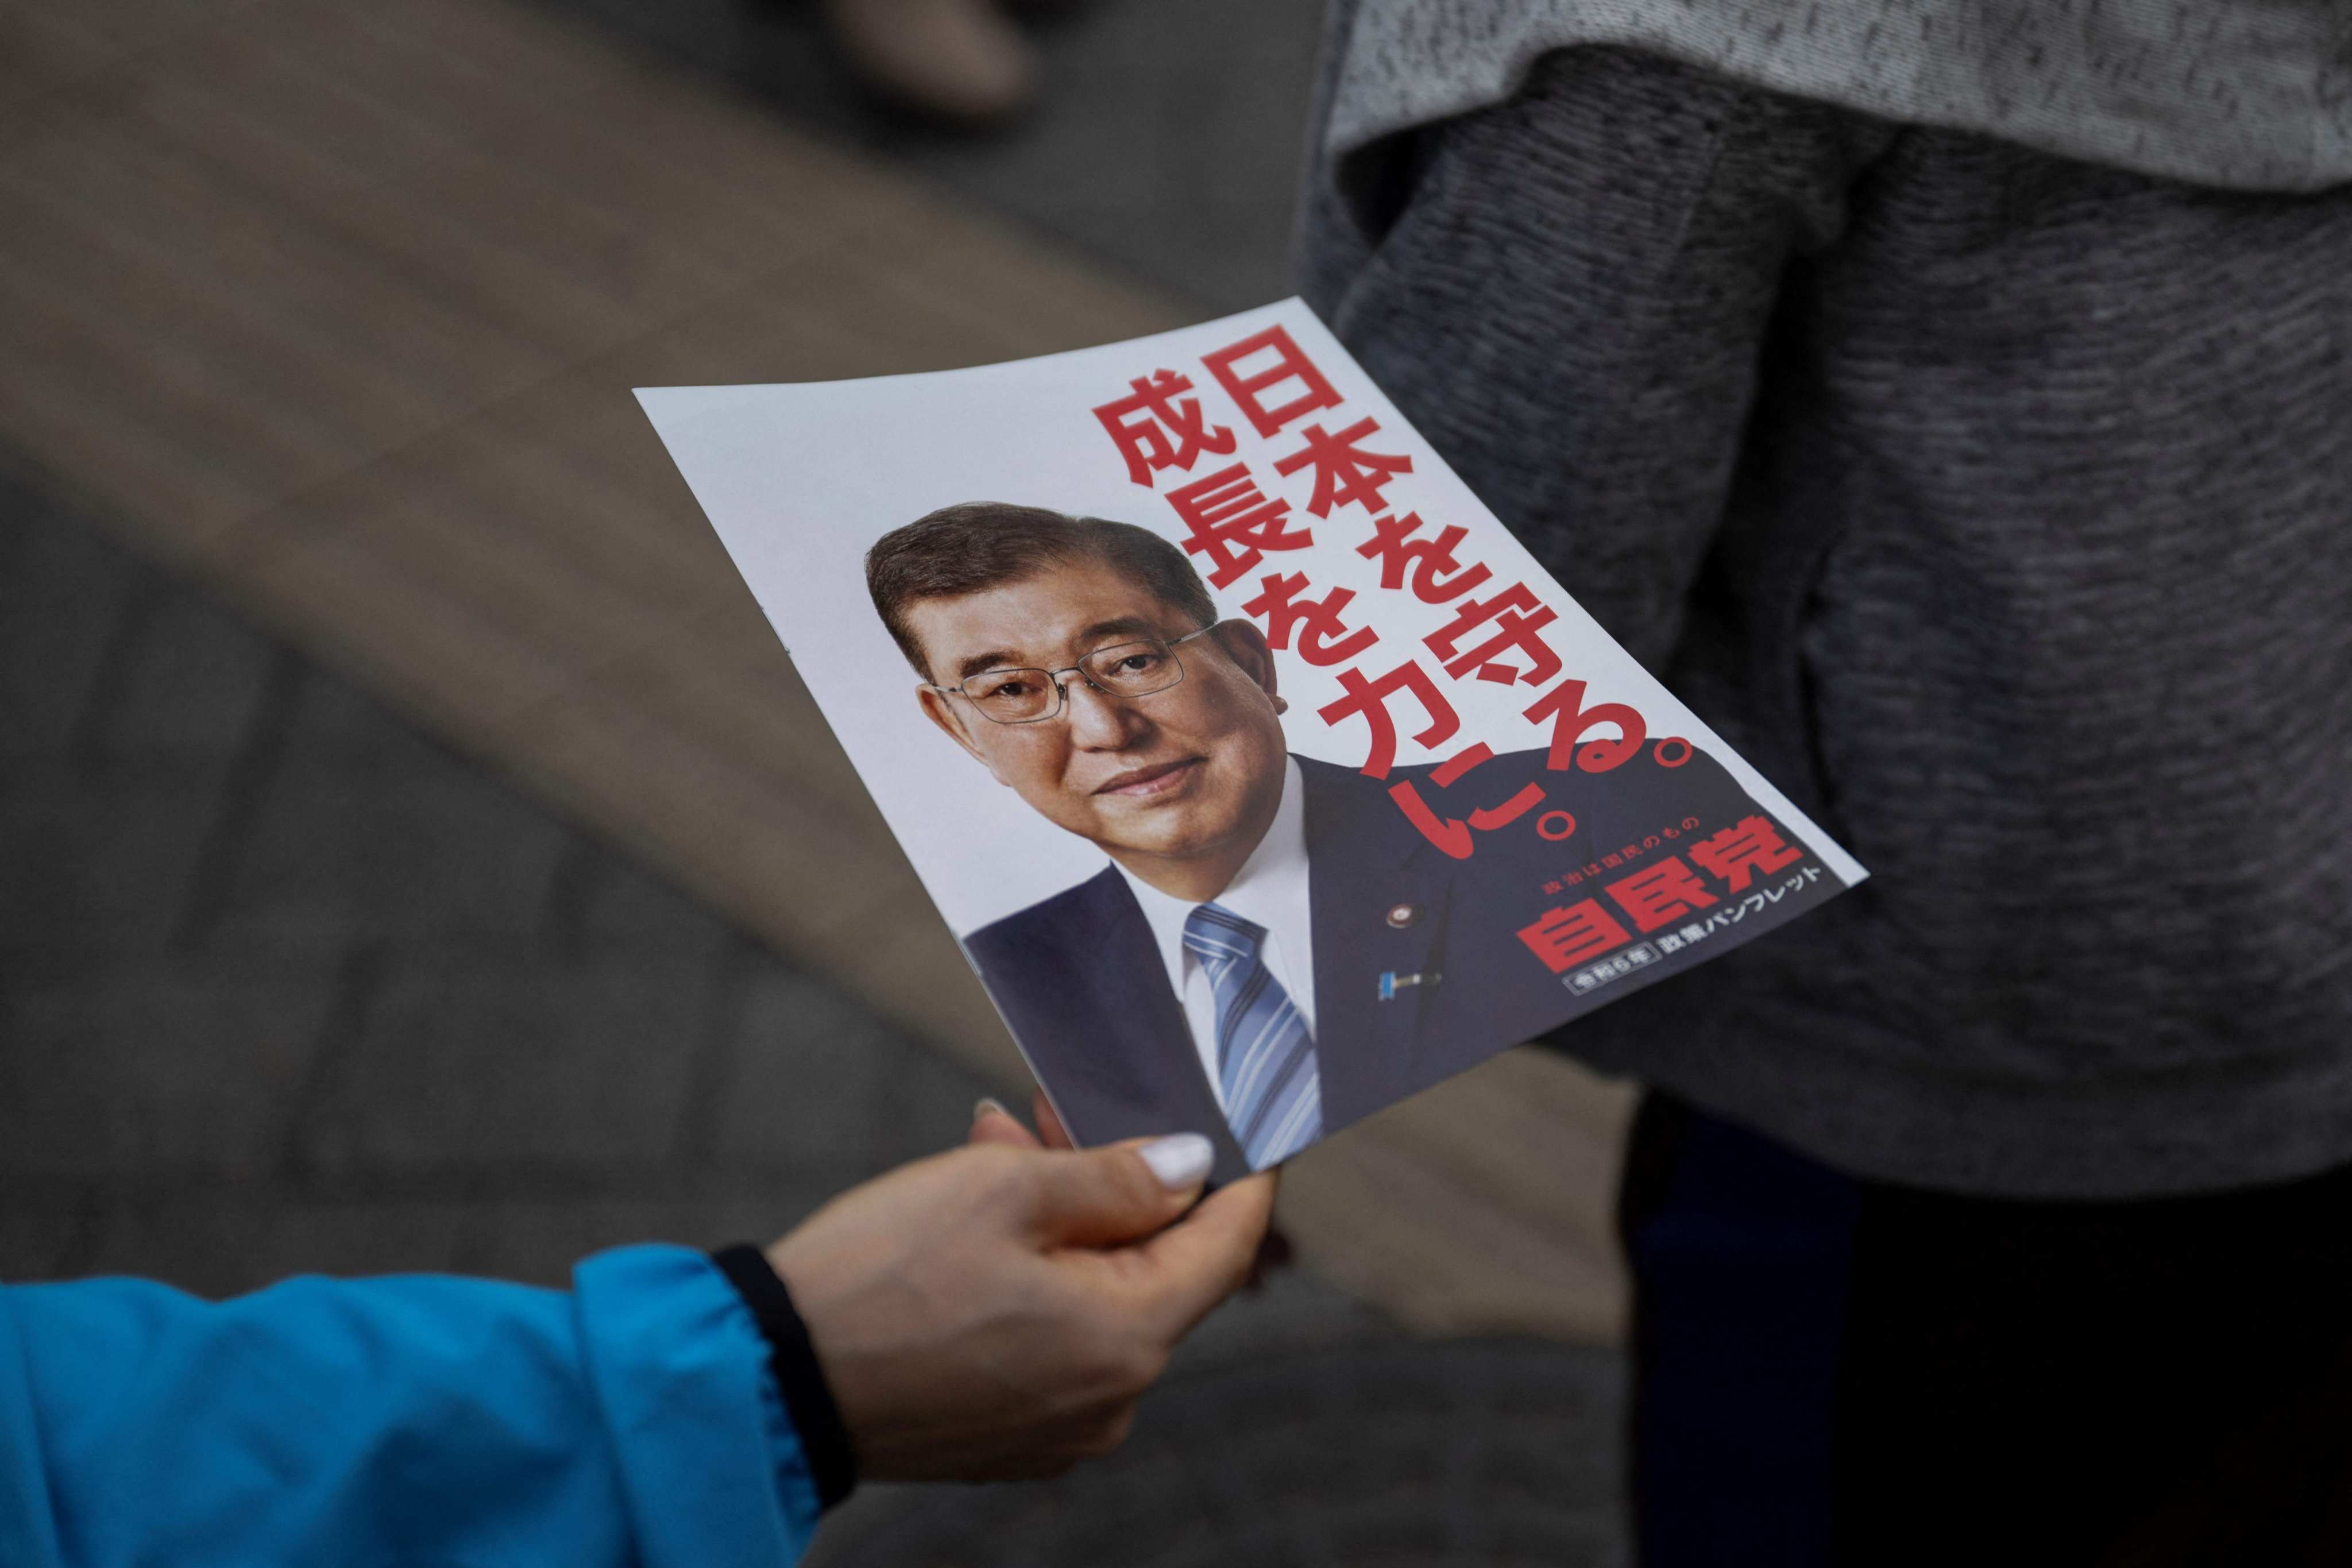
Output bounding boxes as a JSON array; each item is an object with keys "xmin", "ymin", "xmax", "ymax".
[
  {"xmin": 540, "ymin": 0, "xmax": 1326, "ymax": 313},
  {"xmin": 3, "ymin": 466, "xmax": 987, "ymax": 1288},
  {"xmin": 0, "ymin": 2, "xmax": 1633, "ymax": 1559}
]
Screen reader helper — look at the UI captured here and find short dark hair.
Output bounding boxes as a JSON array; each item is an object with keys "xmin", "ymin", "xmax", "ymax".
[{"xmin": 866, "ymin": 501, "xmax": 1219, "ymax": 678}]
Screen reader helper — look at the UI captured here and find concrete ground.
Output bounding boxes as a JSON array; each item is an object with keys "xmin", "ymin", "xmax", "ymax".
[
  {"xmin": 0, "ymin": 461, "xmax": 1387, "ymax": 1349},
  {"xmin": 0, "ymin": 361, "xmax": 1470, "ymax": 1566},
  {"xmin": 0, "ymin": 0, "xmax": 1327, "ymax": 1299},
  {"xmin": 0, "ymin": 1, "xmax": 1632, "ymax": 1558},
  {"xmin": 2, "ymin": 465, "xmax": 988, "ymax": 1288}
]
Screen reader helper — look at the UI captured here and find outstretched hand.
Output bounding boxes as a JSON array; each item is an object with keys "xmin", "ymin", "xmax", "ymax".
[{"xmin": 765, "ymin": 1098, "xmax": 1277, "ymax": 1481}]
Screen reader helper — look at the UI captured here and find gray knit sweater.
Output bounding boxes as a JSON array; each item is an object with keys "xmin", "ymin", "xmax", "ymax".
[
  {"xmin": 1330, "ymin": 0, "xmax": 2352, "ymax": 192},
  {"xmin": 1299, "ymin": 2, "xmax": 2352, "ymax": 1197}
]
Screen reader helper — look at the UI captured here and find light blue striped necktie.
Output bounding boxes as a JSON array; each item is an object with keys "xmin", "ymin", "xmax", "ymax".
[{"xmin": 1181, "ymin": 902, "xmax": 1322, "ymax": 1169}]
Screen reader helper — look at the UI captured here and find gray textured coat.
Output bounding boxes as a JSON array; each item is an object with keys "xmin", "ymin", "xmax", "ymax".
[{"xmin": 1299, "ymin": 16, "xmax": 2352, "ymax": 1196}]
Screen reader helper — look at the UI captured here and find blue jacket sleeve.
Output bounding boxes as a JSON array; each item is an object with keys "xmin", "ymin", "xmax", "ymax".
[{"xmin": 0, "ymin": 1244, "xmax": 822, "ymax": 1567}]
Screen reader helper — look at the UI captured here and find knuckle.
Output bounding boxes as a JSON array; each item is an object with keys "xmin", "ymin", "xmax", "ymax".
[
  {"xmin": 1103, "ymin": 1148, "xmax": 1163, "ymax": 1207},
  {"xmin": 971, "ymin": 1144, "xmax": 1033, "ymax": 1200}
]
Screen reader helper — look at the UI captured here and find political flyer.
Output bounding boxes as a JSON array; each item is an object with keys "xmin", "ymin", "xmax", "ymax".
[{"xmin": 638, "ymin": 299, "xmax": 1866, "ymax": 1183}]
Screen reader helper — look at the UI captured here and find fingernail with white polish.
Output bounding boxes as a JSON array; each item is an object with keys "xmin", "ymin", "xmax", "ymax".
[
  {"xmin": 1139, "ymin": 1133, "xmax": 1215, "ymax": 1190},
  {"xmin": 972, "ymin": 1096, "xmax": 1011, "ymax": 1123}
]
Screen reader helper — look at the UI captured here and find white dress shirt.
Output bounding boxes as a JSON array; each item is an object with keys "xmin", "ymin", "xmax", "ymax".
[{"xmin": 1113, "ymin": 756, "xmax": 1317, "ymax": 1115}]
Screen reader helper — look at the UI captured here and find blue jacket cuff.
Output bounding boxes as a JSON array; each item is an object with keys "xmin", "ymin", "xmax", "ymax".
[{"xmin": 571, "ymin": 1244, "xmax": 822, "ymax": 1568}]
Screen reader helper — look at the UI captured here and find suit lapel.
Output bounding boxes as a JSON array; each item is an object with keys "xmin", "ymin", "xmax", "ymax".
[{"xmin": 1300, "ymin": 758, "xmax": 1450, "ymax": 1131}]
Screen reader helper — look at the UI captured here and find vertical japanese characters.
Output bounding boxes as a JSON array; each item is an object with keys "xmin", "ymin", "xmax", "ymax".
[{"xmin": 1091, "ymin": 323, "xmax": 1671, "ymax": 859}]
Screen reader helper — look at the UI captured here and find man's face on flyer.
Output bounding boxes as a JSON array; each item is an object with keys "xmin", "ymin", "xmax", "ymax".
[{"xmin": 909, "ymin": 559, "xmax": 1288, "ymax": 875}]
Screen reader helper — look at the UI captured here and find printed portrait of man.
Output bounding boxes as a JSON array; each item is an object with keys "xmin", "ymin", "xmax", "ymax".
[{"xmin": 867, "ymin": 503, "xmax": 1830, "ymax": 1180}]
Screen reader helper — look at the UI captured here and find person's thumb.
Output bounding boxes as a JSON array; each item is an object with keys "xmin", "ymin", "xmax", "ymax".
[{"xmin": 1026, "ymin": 1133, "xmax": 1216, "ymax": 1248}]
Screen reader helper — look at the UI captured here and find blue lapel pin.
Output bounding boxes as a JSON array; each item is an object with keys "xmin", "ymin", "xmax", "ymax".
[{"xmin": 1378, "ymin": 970, "xmax": 1440, "ymax": 1002}]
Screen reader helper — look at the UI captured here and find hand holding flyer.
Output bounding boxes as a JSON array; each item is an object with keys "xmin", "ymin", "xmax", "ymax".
[{"xmin": 639, "ymin": 300, "xmax": 1865, "ymax": 1184}]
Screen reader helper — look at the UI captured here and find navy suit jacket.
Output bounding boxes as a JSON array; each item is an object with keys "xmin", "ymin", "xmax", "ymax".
[{"xmin": 963, "ymin": 743, "xmax": 1829, "ymax": 1180}]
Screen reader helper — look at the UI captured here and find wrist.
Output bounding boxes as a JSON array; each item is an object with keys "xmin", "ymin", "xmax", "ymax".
[{"xmin": 709, "ymin": 1244, "xmax": 858, "ymax": 1509}]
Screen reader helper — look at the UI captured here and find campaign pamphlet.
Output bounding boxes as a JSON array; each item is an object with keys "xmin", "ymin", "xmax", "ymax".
[{"xmin": 638, "ymin": 299, "xmax": 1866, "ymax": 1182}]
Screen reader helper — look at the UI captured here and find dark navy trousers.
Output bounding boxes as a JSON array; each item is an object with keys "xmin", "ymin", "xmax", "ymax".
[{"xmin": 1619, "ymin": 1096, "xmax": 2352, "ymax": 1567}]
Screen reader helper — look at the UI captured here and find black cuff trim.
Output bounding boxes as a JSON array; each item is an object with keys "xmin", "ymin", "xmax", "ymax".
[{"xmin": 710, "ymin": 1244, "xmax": 858, "ymax": 1510}]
